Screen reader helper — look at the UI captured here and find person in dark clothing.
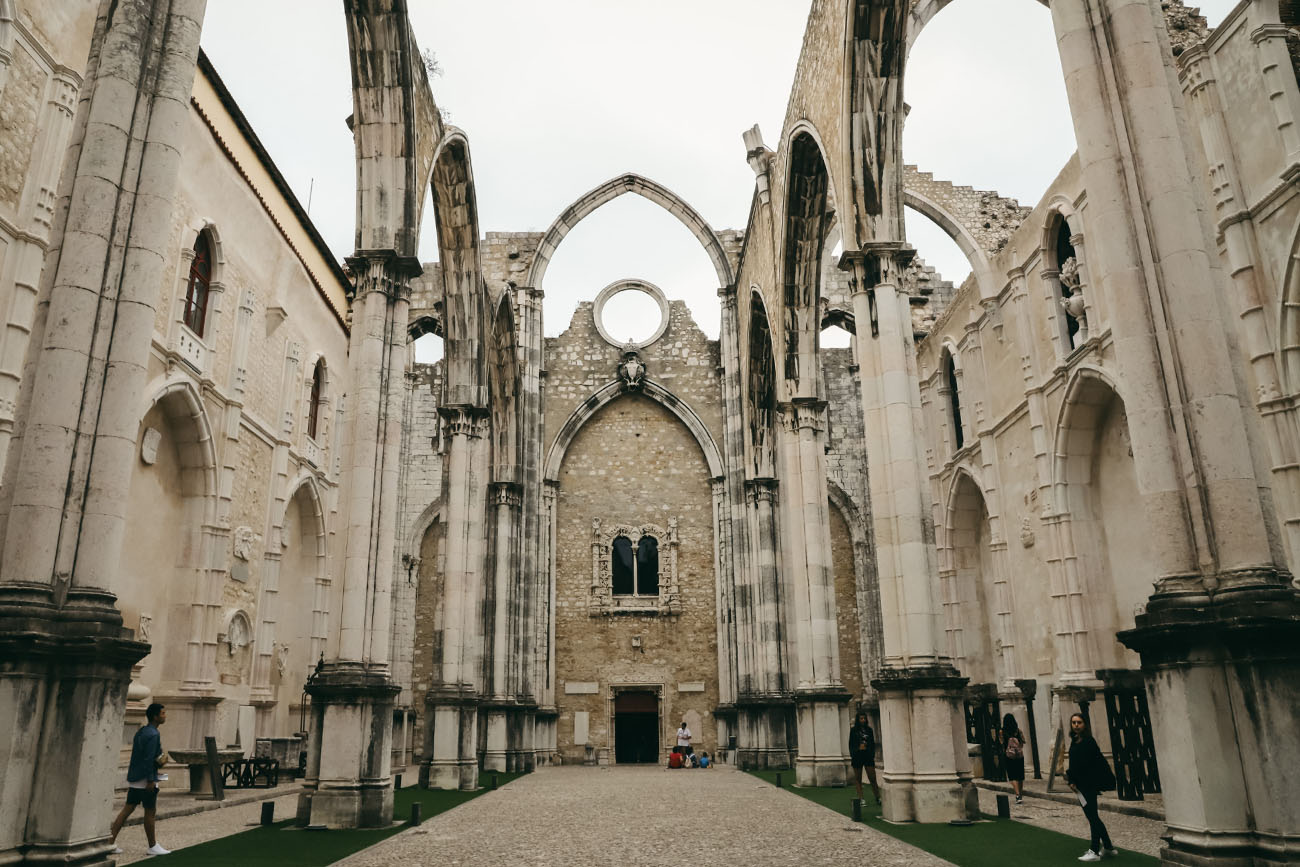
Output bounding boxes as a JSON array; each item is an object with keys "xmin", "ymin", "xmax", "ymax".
[
  {"xmin": 1066, "ymin": 712, "xmax": 1117, "ymax": 862},
  {"xmin": 1002, "ymin": 712, "xmax": 1026, "ymax": 804},
  {"xmin": 848, "ymin": 710, "xmax": 880, "ymax": 804},
  {"xmin": 110, "ymin": 702, "xmax": 169, "ymax": 856}
]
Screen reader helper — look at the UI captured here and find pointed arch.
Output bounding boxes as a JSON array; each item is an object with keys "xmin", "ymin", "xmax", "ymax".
[
  {"xmin": 780, "ymin": 128, "xmax": 833, "ymax": 395},
  {"xmin": 282, "ymin": 473, "xmax": 328, "ymax": 557},
  {"xmin": 903, "ymin": 190, "xmax": 996, "ymax": 299},
  {"xmin": 405, "ymin": 495, "xmax": 446, "ymax": 561},
  {"xmin": 543, "ymin": 380, "xmax": 723, "ymax": 483},
  {"xmin": 525, "ymin": 173, "xmax": 734, "ymax": 291},
  {"xmin": 141, "ymin": 378, "xmax": 218, "ymax": 518},
  {"xmin": 489, "ymin": 291, "xmax": 521, "ymax": 480},
  {"xmin": 747, "ymin": 288, "xmax": 778, "ymax": 477},
  {"xmin": 431, "ymin": 129, "xmax": 488, "ymax": 407},
  {"xmin": 1051, "ymin": 364, "xmax": 1124, "ymax": 511},
  {"xmin": 907, "ymin": 0, "xmax": 1049, "ymax": 53}
]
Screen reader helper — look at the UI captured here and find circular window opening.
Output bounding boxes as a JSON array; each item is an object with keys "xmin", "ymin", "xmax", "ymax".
[{"xmin": 593, "ymin": 280, "xmax": 670, "ymax": 349}]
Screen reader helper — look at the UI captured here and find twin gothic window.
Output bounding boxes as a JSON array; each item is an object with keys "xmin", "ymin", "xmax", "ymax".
[
  {"xmin": 591, "ymin": 519, "xmax": 681, "ymax": 616},
  {"xmin": 611, "ymin": 534, "xmax": 659, "ymax": 597}
]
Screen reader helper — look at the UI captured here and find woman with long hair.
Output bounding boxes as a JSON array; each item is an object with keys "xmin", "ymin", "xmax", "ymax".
[
  {"xmin": 1002, "ymin": 712, "xmax": 1026, "ymax": 804},
  {"xmin": 1067, "ymin": 712, "xmax": 1118, "ymax": 862},
  {"xmin": 848, "ymin": 709, "xmax": 880, "ymax": 804}
]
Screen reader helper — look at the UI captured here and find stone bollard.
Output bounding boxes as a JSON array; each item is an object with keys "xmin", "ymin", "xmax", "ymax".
[
  {"xmin": 409, "ymin": 802, "xmax": 422, "ymax": 826},
  {"xmin": 852, "ymin": 799, "xmax": 862, "ymax": 822},
  {"xmin": 996, "ymin": 794, "xmax": 1011, "ymax": 819},
  {"xmin": 260, "ymin": 802, "xmax": 275, "ymax": 826}
]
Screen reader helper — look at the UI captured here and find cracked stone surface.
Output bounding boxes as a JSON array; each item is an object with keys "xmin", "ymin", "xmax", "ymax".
[{"xmin": 340, "ymin": 766, "xmax": 953, "ymax": 867}]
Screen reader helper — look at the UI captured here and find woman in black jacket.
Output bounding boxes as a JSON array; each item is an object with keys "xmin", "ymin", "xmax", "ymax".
[
  {"xmin": 1002, "ymin": 712, "xmax": 1026, "ymax": 804},
  {"xmin": 848, "ymin": 710, "xmax": 879, "ymax": 804},
  {"xmin": 1066, "ymin": 713, "xmax": 1117, "ymax": 862}
]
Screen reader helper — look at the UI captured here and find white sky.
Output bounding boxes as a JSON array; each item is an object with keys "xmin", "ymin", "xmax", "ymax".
[{"xmin": 200, "ymin": 0, "xmax": 1239, "ymax": 359}]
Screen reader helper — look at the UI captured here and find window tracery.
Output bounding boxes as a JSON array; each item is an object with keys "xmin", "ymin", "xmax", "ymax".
[{"xmin": 590, "ymin": 517, "xmax": 680, "ymax": 616}]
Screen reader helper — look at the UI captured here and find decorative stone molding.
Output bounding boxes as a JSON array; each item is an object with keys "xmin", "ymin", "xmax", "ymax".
[
  {"xmin": 743, "ymin": 124, "xmax": 774, "ymax": 206},
  {"xmin": 140, "ymin": 427, "xmax": 162, "ymax": 465},
  {"xmin": 1161, "ymin": 0, "xmax": 1209, "ymax": 58},
  {"xmin": 1058, "ymin": 255, "xmax": 1090, "ymax": 345},
  {"xmin": 440, "ymin": 405, "xmax": 490, "ymax": 439},
  {"xmin": 617, "ymin": 348, "xmax": 646, "ymax": 391},
  {"xmin": 589, "ymin": 518, "xmax": 681, "ymax": 616},
  {"xmin": 592, "ymin": 279, "xmax": 670, "ymax": 349},
  {"xmin": 233, "ymin": 526, "xmax": 257, "ymax": 561}
]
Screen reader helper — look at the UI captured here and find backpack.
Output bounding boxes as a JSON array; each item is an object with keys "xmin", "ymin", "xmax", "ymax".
[{"xmin": 1005, "ymin": 736, "xmax": 1023, "ymax": 759}]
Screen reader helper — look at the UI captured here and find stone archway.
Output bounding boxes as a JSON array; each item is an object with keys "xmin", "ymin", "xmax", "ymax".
[
  {"xmin": 940, "ymin": 468, "xmax": 997, "ymax": 683},
  {"xmin": 525, "ymin": 174, "xmax": 734, "ymax": 291}
]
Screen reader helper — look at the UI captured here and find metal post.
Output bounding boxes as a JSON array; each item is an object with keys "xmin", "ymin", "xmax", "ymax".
[
  {"xmin": 409, "ymin": 802, "xmax": 422, "ymax": 826},
  {"xmin": 996, "ymin": 794, "xmax": 1010, "ymax": 819},
  {"xmin": 395, "ymin": 773, "xmax": 402, "ymax": 790},
  {"xmin": 260, "ymin": 802, "xmax": 275, "ymax": 825},
  {"xmin": 852, "ymin": 799, "xmax": 862, "ymax": 822},
  {"xmin": 491, "ymin": 774, "xmax": 498, "ymax": 790},
  {"xmin": 203, "ymin": 736, "xmax": 225, "ymax": 802},
  {"xmin": 775, "ymin": 772, "xmax": 782, "ymax": 788}
]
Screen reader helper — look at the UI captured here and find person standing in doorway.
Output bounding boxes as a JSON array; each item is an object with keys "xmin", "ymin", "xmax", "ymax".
[
  {"xmin": 848, "ymin": 710, "xmax": 880, "ymax": 804},
  {"xmin": 1002, "ymin": 712, "xmax": 1026, "ymax": 804},
  {"xmin": 110, "ymin": 702, "xmax": 170, "ymax": 856},
  {"xmin": 1067, "ymin": 712, "xmax": 1117, "ymax": 862},
  {"xmin": 676, "ymin": 721, "xmax": 693, "ymax": 758}
]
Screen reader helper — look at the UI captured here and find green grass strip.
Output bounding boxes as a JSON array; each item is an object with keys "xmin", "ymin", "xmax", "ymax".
[
  {"xmin": 746, "ymin": 770, "xmax": 1157, "ymax": 867},
  {"xmin": 161, "ymin": 772, "xmax": 525, "ymax": 866}
]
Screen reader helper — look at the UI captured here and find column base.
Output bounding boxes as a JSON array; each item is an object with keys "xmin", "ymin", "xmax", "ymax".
[
  {"xmin": 0, "ymin": 587, "xmax": 149, "ymax": 865},
  {"xmin": 734, "ymin": 694, "xmax": 794, "ymax": 770},
  {"xmin": 1119, "ymin": 580, "xmax": 1300, "ymax": 867},
  {"xmin": 872, "ymin": 665, "xmax": 976, "ymax": 823},
  {"xmin": 420, "ymin": 688, "xmax": 479, "ymax": 790},
  {"xmin": 298, "ymin": 663, "xmax": 400, "ymax": 829},
  {"xmin": 794, "ymin": 689, "xmax": 852, "ymax": 787}
]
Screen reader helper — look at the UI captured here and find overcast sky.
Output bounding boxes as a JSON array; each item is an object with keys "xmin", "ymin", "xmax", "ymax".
[{"xmin": 201, "ymin": 0, "xmax": 1238, "ymax": 358}]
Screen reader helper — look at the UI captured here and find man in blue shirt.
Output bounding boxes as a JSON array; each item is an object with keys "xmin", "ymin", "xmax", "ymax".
[{"xmin": 109, "ymin": 702, "xmax": 170, "ymax": 856}]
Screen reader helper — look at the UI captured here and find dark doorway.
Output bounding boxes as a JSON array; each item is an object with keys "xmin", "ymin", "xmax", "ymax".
[{"xmin": 613, "ymin": 691, "xmax": 659, "ymax": 763}]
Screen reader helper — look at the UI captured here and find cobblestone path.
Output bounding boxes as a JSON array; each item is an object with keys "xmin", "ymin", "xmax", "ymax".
[{"xmin": 339, "ymin": 765, "xmax": 952, "ymax": 867}]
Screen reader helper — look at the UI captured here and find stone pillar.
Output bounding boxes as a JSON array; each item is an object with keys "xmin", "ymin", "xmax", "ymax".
[
  {"xmin": 299, "ymin": 254, "xmax": 411, "ymax": 829},
  {"xmin": 483, "ymin": 481, "xmax": 520, "ymax": 774},
  {"xmin": 421, "ymin": 405, "xmax": 488, "ymax": 790},
  {"xmin": 777, "ymin": 400, "xmax": 849, "ymax": 787},
  {"xmin": 0, "ymin": 1, "xmax": 205, "ymax": 863},
  {"xmin": 846, "ymin": 246, "xmax": 974, "ymax": 823},
  {"xmin": 1050, "ymin": 2, "xmax": 1300, "ymax": 862}
]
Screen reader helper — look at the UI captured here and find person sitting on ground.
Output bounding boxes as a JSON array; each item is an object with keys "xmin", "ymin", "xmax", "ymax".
[
  {"xmin": 698, "ymin": 751, "xmax": 711, "ymax": 768},
  {"xmin": 668, "ymin": 747, "xmax": 684, "ymax": 769},
  {"xmin": 109, "ymin": 702, "xmax": 170, "ymax": 857}
]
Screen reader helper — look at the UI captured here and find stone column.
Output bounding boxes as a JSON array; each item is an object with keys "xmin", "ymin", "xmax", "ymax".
[
  {"xmin": 846, "ymin": 246, "xmax": 974, "ymax": 823},
  {"xmin": 300, "ymin": 254, "xmax": 411, "ymax": 829},
  {"xmin": 0, "ymin": 1, "xmax": 205, "ymax": 863},
  {"xmin": 422, "ymin": 405, "xmax": 489, "ymax": 790},
  {"xmin": 483, "ymin": 480, "xmax": 520, "ymax": 773},
  {"xmin": 778, "ymin": 399, "xmax": 849, "ymax": 787},
  {"xmin": 1051, "ymin": 1, "xmax": 1300, "ymax": 862}
]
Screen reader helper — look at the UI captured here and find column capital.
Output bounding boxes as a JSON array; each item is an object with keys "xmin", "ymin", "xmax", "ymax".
[
  {"xmin": 438, "ymin": 405, "xmax": 490, "ymax": 439},
  {"xmin": 344, "ymin": 250, "xmax": 423, "ymax": 301},
  {"xmin": 744, "ymin": 477, "xmax": 779, "ymax": 505},
  {"xmin": 779, "ymin": 398, "xmax": 827, "ymax": 433},
  {"xmin": 489, "ymin": 481, "xmax": 523, "ymax": 508}
]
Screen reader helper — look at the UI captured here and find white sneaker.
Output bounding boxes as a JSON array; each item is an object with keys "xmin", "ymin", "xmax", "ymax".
[
  {"xmin": 1103, "ymin": 848, "xmax": 1120, "ymax": 858},
  {"xmin": 145, "ymin": 843, "xmax": 171, "ymax": 856},
  {"xmin": 110, "ymin": 847, "xmax": 123, "ymax": 854},
  {"xmin": 1078, "ymin": 851, "xmax": 1102, "ymax": 862}
]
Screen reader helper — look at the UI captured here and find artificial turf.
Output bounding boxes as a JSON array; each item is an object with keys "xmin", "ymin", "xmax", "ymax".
[
  {"xmin": 160, "ymin": 772, "xmax": 524, "ymax": 866},
  {"xmin": 746, "ymin": 770, "xmax": 1159, "ymax": 867}
]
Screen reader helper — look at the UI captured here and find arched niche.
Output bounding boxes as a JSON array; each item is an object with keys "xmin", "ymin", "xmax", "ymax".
[
  {"xmin": 940, "ymin": 467, "xmax": 997, "ymax": 683},
  {"xmin": 525, "ymin": 174, "xmax": 734, "ymax": 291}
]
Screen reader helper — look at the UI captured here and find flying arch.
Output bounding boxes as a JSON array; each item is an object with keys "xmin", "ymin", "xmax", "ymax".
[
  {"xmin": 525, "ymin": 173, "xmax": 734, "ymax": 291},
  {"xmin": 906, "ymin": 0, "xmax": 1049, "ymax": 53}
]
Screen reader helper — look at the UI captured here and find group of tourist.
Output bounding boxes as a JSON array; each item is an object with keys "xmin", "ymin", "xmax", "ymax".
[{"xmin": 667, "ymin": 721, "xmax": 713, "ymax": 769}]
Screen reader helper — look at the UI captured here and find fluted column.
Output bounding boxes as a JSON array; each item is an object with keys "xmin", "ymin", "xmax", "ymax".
[
  {"xmin": 846, "ymin": 246, "xmax": 973, "ymax": 823},
  {"xmin": 300, "ymin": 253, "xmax": 411, "ymax": 829},
  {"xmin": 0, "ymin": 1, "xmax": 204, "ymax": 863}
]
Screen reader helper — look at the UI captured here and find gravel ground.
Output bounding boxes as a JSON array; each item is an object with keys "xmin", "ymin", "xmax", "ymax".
[
  {"xmin": 975, "ymin": 788, "xmax": 1165, "ymax": 858},
  {"xmin": 339, "ymin": 765, "xmax": 954, "ymax": 867}
]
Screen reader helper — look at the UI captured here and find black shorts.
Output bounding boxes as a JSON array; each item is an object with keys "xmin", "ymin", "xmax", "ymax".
[
  {"xmin": 125, "ymin": 786, "xmax": 158, "ymax": 809},
  {"xmin": 1005, "ymin": 755, "xmax": 1026, "ymax": 782},
  {"xmin": 851, "ymin": 753, "xmax": 872, "ymax": 770}
]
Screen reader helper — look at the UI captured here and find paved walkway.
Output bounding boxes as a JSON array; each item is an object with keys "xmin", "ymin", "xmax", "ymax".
[
  {"xmin": 974, "ymin": 788, "xmax": 1164, "ymax": 858},
  {"xmin": 339, "ymin": 766, "xmax": 952, "ymax": 867}
]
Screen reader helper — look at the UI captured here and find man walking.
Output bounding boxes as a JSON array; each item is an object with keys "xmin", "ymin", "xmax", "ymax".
[{"xmin": 110, "ymin": 702, "xmax": 170, "ymax": 856}]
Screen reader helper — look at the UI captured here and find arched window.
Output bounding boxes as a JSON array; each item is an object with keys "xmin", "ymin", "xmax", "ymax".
[
  {"xmin": 184, "ymin": 232, "xmax": 212, "ymax": 337},
  {"xmin": 307, "ymin": 359, "xmax": 325, "ymax": 440},
  {"xmin": 636, "ymin": 536, "xmax": 659, "ymax": 596},
  {"xmin": 611, "ymin": 533, "xmax": 659, "ymax": 598},
  {"xmin": 945, "ymin": 350, "xmax": 964, "ymax": 451},
  {"xmin": 612, "ymin": 536, "xmax": 635, "ymax": 595},
  {"xmin": 1054, "ymin": 219, "xmax": 1081, "ymax": 349}
]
